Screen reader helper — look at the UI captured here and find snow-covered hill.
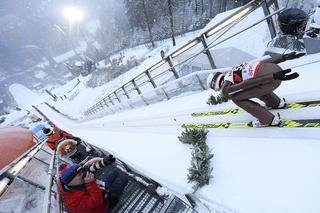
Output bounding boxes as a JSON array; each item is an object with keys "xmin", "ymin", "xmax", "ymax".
[{"xmin": 38, "ymin": 52, "xmax": 320, "ymax": 213}]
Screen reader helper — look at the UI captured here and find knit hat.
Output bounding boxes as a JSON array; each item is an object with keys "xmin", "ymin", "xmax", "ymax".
[
  {"xmin": 43, "ymin": 127, "xmax": 54, "ymax": 136},
  {"xmin": 59, "ymin": 163, "xmax": 80, "ymax": 185}
]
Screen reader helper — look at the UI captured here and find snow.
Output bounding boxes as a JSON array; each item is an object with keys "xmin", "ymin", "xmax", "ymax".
[
  {"xmin": 3, "ymin": 3, "xmax": 320, "ymax": 213},
  {"xmin": 34, "ymin": 70, "xmax": 46, "ymax": 79},
  {"xmin": 53, "ymin": 41, "xmax": 87, "ymax": 63},
  {"xmin": 85, "ymin": 19, "xmax": 100, "ymax": 35},
  {"xmin": 8, "ymin": 84, "xmax": 42, "ymax": 110},
  {"xmin": 0, "ymin": 110, "xmax": 28, "ymax": 127},
  {"xmin": 37, "ymin": 52, "xmax": 320, "ymax": 213}
]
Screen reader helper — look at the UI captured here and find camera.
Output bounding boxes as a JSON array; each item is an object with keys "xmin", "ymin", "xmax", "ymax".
[{"xmin": 82, "ymin": 155, "xmax": 115, "ymax": 176}]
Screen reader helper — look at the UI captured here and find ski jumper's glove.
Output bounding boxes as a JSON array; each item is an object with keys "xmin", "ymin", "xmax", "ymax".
[
  {"xmin": 273, "ymin": 69, "xmax": 299, "ymax": 81},
  {"xmin": 103, "ymin": 155, "xmax": 116, "ymax": 165},
  {"xmin": 282, "ymin": 52, "xmax": 305, "ymax": 60},
  {"xmin": 73, "ymin": 137, "xmax": 82, "ymax": 142}
]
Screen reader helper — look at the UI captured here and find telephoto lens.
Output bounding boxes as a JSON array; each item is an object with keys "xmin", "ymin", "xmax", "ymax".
[{"xmin": 86, "ymin": 155, "xmax": 116, "ymax": 174}]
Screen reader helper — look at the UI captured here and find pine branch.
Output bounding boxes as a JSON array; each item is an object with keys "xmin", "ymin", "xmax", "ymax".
[
  {"xmin": 178, "ymin": 128, "xmax": 208, "ymax": 146},
  {"xmin": 178, "ymin": 128, "xmax": 214, "ymax": 192}
]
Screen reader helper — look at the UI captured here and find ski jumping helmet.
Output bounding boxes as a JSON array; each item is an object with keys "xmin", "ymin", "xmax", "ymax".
[
  {"xmin": 206, "ymin": 72, "xmax": 224, "ymax": 91},
  {"xmin": 43, "ymin": 127, "xmax": 54, "ymax": 136},
  {"xmin": 57, "ymin": 139, "xmax": 78, "ymax": 157}
]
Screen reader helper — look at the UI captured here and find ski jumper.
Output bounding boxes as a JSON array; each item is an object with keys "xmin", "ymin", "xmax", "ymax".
[{"xmin": 221, "ymin": 56, "xmax": 285, "ymax": 125}]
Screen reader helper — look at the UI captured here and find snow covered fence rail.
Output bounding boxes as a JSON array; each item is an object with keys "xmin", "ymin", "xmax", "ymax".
[
  {"xmin": 84, "ymin": 0, "xmax": 280, "ymax": 118},
  {"xmin": 82, "ymin": 68, "xmax": 229, "ymax": 121}
]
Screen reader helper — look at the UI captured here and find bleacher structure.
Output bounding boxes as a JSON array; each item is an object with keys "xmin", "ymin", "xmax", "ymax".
[{"xmin": 0, "ymin": 129, "xmax": 201, "ymax": 213}]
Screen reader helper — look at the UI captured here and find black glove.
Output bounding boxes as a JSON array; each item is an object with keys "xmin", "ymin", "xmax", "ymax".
[
  {"xmin": 273, "ymin": 69, "xmax": 299, "ymax": 81},
  {"xmin": 103, "ymin": 154, "xmax": 116, "ymax": 165},
  {"xmin": 73, "ymin": 137, "xmax": 81, "ymax": 142},
  {"xmin": 283, "ymin": 52, "xmax": 306, "ymax": 60}
]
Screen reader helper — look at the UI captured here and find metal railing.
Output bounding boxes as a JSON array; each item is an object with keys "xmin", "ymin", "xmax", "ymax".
[
  {"xmin": 0, "ymin": 141, "xmax": 50, "ymax": 212},
  {"xmin": 0, "ymin": 141, "xmax": 45, "ymax": 181},
  {"xmin": 83, "ymin": 0, "xmax": 281, "ymax": 118},
  {"xmin": 42, "ymin": 150, "xmax": 57, "ymax": 213},
  {"xmin": 84, "ymin": 67, "xmax": 229, "ymax": 120}
]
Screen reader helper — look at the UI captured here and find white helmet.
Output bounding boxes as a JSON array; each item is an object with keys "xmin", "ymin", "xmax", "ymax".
[{"xmin": 206, "ymin": 72, "xmax": 224, "ymax": 91}]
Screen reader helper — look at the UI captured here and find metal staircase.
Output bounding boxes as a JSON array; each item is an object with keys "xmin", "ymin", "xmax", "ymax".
[
  {"xmin": 0, "ymin": 143, "xmax": 56, "ymax": 212},
  {"xmin": 110, "ymin": 177, "xmax": 164, "ymax": 213},
  {"xmin": 0, "ymin": 135, "xmax": 199, "ymax": 213}
]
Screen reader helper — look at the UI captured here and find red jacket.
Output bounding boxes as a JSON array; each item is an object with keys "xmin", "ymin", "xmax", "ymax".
[
  {"xmin": 57, "ymin": 180, "xmax": 110, "ymax": 213},
  {"xmin": 46, "ymin": 127, "xmax": 74, "ymax": 150}
]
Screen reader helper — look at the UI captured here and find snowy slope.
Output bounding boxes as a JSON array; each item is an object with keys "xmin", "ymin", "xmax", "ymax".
[
  {"xmin": 8, "ymin": 84, "xmax": 41, "ymax": 110},
  {"xmin": 38, "ymin": 53, "xmax": 320, "ymax": 213}
]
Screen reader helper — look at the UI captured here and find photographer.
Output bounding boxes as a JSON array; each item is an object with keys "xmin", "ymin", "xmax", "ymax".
[
  {"xmin": 83, "ymin": 156, "xmax": 129, "ymax": 208},
  {"xmin": 57, "ymin": 155, "xmax": 127, "ymax": 213}
]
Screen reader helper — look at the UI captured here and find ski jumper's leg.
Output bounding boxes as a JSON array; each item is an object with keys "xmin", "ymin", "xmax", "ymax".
[
  {"xmin": 232, "ymin": 98, "xmax": 274, "ymax": 125},
  {"xmin": 257, "ymin": 92, "xmax": 280, "ymax": 108},
  {"xmin": 230, "ymin": 63, "xmax": 282, "ymax": 125},
  {"xmin": 255, "ymin": 63, "xmax": 282, "ymax": 108}
]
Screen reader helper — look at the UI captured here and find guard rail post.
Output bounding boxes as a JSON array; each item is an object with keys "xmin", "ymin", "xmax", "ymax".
[
  {"xmin": 167, "ymin": 56, "xmax": 179, "ymax": 79},
  {"xmin": 132, "ymin": 80, "xmax": 142, "ymax": 94},
  {"xmin": 122, "ymin": 86, "xmax": 130, "ymax": 99},
  {"xmin": 109, "ymin": 96, "xmax": 115, "ymax": 105},
  {"xmin": 146, "ymin": 70, "xmax": 157, "ymax": 88},
  {"xmin": 262, "ymin": 0, "xmax": 277, "ymax": 38},
  {"xmin": 114, "ymin": 92, "xmax": 121, "ymax": 103},
  {"xmin": 200, "ymin": 34, "xmax": 216, "ymax": 69}
]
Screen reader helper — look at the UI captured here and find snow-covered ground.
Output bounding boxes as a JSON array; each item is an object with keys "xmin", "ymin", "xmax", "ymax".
[
  {"xmin": 3, "ymin": 3, "xmax": 320, "ymax": 213},
  {"xmin": 37, "ymin": 53, "xmax": 320, "ymax": 213},
  {"xmin": 8, "ymin": 84, "xmax": 42, "ymax": 111}
]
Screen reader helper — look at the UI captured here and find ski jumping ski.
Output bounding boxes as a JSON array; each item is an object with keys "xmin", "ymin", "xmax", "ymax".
[
  {"xmin": 191, "ymin": 100, "xmax": 320, "ymax": 117},
  {"xmin": 182, "ymin": 119, "xmax": 320, "ymax": 129}
]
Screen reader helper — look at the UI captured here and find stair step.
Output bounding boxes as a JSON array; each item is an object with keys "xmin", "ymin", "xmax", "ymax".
[
  {"xmin": 159, "ymin": 195, "xmax": 198, "ymax": 213},
  {"xmin": 111, "ymin": 177, "xmax": 165, "ymax": 213}
]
